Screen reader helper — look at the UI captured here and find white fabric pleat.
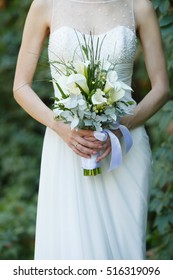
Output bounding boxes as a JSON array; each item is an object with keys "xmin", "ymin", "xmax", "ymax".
[{"xmin": 34, "ymin": 126, "xmax": 152, "ymax": 259}]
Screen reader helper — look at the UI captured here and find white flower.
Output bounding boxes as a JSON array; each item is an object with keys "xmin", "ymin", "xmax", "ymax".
[
  {"xmin": 104, "ymin": 70, "xmax": 132, "ymax": 94},
  {"xmin": 91, "ymin": 89, "xmax": 107, "ymax": 105},
  {"xmin": 67, "ymin": 83, "xmax": 81, "ymax": 96},
  {"xmin": 108, "ymin": 88, "xmax": 125, "ymax": 104},
  {"xmin": 104, "ymin": 71, "xmax": 119, "ymax": 93},
  {"xmin": 73, "ymin": 61, "xmax": 90, "ymax": 77},
  {"xmin": 57, "ymin": 96, "xmax": 76, "ymax": 109},
  {"xmin": 71, "ymin": 116, "xmax": 80, "ymax": 130},
  {"xmin": 78, "ymin": 98, "xmax": 87, "ymax": 110},
  {"xmin": 60, "ymin": 111, "xmax": 73, "ymax": 122},
  {"xmin": 55, "ymin": 93, "xmax": 86, "ymax": 110},
  {"xmin": 67, "ymin": 74, "xmax": 89, "ymax": 94},
  {"xmin": 102, "ymin": 60, "xmax": 112, "ymax": 71}
]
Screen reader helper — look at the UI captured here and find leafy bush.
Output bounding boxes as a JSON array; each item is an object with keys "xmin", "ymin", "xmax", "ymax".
[
  {"xmin": 0, "ymin": 0, "xmax": 50, "ymax": 259},
  {"xmin": 146, "ymin": 102, "xmax": 173, "ymax": 260},
  {"xmin": 145, "ymin": 0, "xmax": 173, "ymax": 260},
  {"xmin": 0, "ymin": 0, "xmax": 172, "ymax": 259}
]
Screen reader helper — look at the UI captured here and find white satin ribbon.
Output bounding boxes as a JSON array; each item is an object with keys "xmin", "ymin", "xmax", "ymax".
[{"xmin": 81, "ymin": 124, "xmax": 133, "ymax": 172}]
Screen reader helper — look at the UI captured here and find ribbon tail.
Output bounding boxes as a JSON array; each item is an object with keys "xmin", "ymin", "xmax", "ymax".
[
  {"xmin": 119, "ymin": 124, "xmax": 133, "ymax": 153},
  {"xmin": 104, "ymin": 129, "xmax": 122, "ymax": 171}
]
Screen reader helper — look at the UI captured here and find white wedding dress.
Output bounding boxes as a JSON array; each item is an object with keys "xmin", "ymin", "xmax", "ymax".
[{"xmin": 34, "ymin": 0, "xmax": 152, "ymax": 260}]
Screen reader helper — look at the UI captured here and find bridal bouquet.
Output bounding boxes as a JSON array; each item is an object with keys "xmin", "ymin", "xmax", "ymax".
[{"xmin": 50, "ymin": 32, "xmax": 135, "ymax": 176}]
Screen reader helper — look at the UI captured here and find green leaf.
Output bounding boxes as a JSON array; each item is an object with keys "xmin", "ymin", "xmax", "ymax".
[
  {"xmin": 160, "ymin": 14, "xmax": 173, "ymax": 27},
  {"xmin": 55, "ymin": 82, "xmax": 67, "ymax": 99}
]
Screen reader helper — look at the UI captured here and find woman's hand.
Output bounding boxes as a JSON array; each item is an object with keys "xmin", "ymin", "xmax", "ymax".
[
  {"xmin": 53, "ymin": 121, "xmax": 104, "ymax": 158},
  {"xmin": 95, "ymin": 129, "xmax": 122, "ymax": 163}
]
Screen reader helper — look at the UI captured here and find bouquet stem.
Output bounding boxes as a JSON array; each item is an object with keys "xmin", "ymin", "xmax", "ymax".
[
  {"xmin": 81, "ymin": 153, "xmax": 101, "ymax": 176},
  {"xmin": 83, "ymin": 167, "xmax": 102, "ymax": 176}
]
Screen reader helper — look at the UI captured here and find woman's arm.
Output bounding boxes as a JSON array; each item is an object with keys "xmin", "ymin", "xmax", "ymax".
[
  {"xmin": 13, "ymin": 0, "xmax": 102, "ymax": 159},
  {"xmin": 13, "ymin": 0, "xmax": 53, "ymax": 127},
  {"xmin": 121, "ymin": 0, "xmax": 170, "ymax": 129}
]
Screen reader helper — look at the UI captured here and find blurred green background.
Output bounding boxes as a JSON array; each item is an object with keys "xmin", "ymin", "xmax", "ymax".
[{"xmin": 0, "ymin": 0, "xmax": 173, "ymax": 260}]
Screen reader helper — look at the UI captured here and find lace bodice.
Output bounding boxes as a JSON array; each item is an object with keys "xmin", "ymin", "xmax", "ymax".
[{"xmin": 48, "ymin": 0, "xmax": 137, "ymax": 102}]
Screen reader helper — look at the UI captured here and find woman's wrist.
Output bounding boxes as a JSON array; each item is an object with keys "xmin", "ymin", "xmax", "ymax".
[
  {"xmin": 120, "ymin": 112, "xmax": 137, "ymax": 130},
  {"xmin": 49, "ymin": 113, "xmax": 59, "ymax": 132}
]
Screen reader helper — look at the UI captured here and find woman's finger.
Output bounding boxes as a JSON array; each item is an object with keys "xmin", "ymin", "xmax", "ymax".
[{"xmin": 96, "ymin": 146, "xmax": 111, "ymax": 162}]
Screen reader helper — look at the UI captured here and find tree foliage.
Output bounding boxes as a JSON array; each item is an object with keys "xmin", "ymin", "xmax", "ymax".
[
  {"xmin": 144, "ymin": 0, "xmax": 173, "ymax": 260},
  {"xmin": 0, "ymin": 0, "xmax": 50, "ymax": 259},
  {"xmin": 0, "ymin": 0, "xmax": 172, "ymax": 259}
]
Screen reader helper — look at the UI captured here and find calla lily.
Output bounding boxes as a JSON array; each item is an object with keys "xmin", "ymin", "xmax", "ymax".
[
  {"xmin": 108, "ymin": 88, "xmax": 125, "ymax": 104},
  {"xmin": 91, "ymin": 89, "xmax": 107, "ymax": 105},
  {"xmin": 114, "ymin": 81, "xmax": 133, "ymax": 92},
  {"xmin": 73, "ymin": 61, "xmax": 90, "ymax": 77},
  {"xmin": 104, "ymin": 71, "xmax": 118, "ymax": 93},
  {"xmin": 56, "ymin": 93, "xmax": 82, "ymax": 109},
  {"xmin": 67, "ymin": 74, "xmax": 89, "ymax": 94},
  {"xmin": 67, "ymin": 83, "xmax": 81, "ymax": 96},
  {"xmin": 104, "ymin": 70, "xmax": 132, "ymax": 94}
]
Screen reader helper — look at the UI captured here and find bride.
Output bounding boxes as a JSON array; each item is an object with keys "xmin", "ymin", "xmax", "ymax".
[{"xmin": 13, "ymin": 0, "xmax": 169, "ymax": 260}]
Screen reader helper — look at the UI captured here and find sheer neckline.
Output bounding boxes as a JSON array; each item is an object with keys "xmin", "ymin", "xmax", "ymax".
[{"xmin": 51, "ymin": 0, "xmax": 135, "ymax": 36}]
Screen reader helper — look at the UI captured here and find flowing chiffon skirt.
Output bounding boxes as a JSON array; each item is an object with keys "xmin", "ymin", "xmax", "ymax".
[{"xmin": 34, "ymin": 125, "xmax": 152, "ymax": 260}]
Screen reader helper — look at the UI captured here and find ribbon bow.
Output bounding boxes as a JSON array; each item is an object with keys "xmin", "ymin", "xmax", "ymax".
[{"xmin": 94, "ymin": 123, "xmax": 133, "ymax": 171}]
